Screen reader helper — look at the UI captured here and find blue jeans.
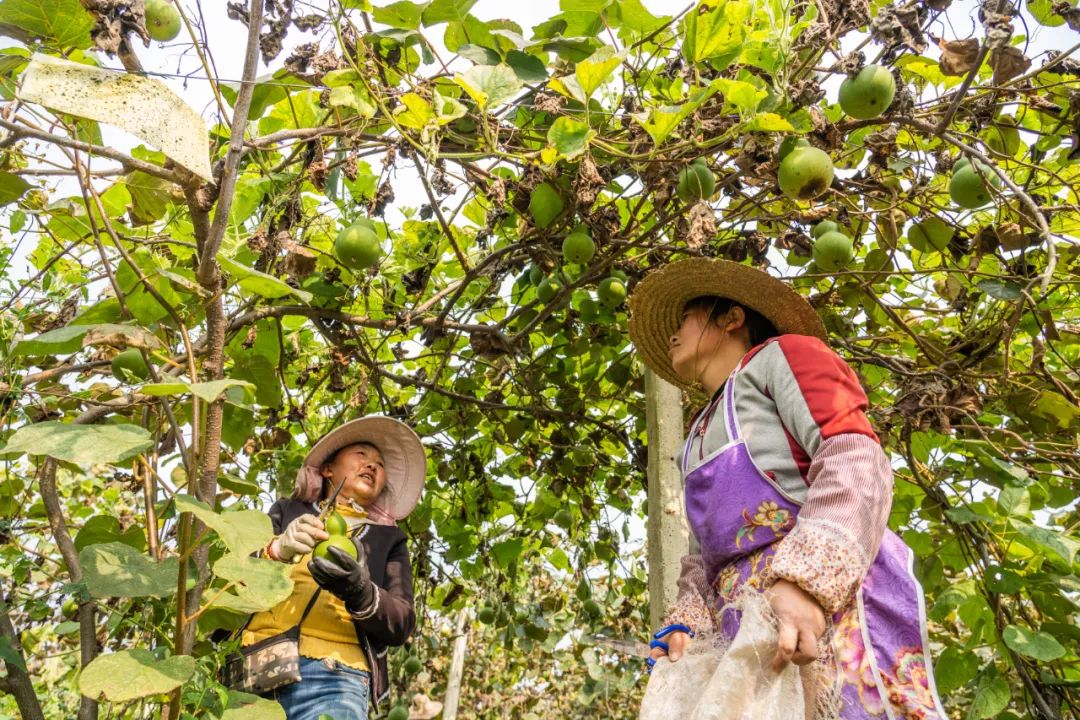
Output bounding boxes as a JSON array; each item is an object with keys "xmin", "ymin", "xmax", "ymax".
[{"xmin": 270, "ymin": 656, "xmax": 370, "ymax": 720}]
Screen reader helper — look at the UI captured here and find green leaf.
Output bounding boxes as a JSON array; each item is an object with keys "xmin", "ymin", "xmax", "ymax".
[
  {"xmin": 394, "ymin": 92, "xmax": 435, "ymax": 129},
  {"xmin": 208, "ymin": 553, "xmax": 295, "ymax": 614},
  {"xmin": 0, "ymin": 422, "xmax": 153, "ymax": 465},
  {"xmin": 421, "ymin": 0, "xmax": 477, "ymax": 26},
  {"xmin": 0, "ymin": 0, "xmax": 94, "ymax": 48},
  {"xmin": 745, "ymin": 112, "xmax": 795, "ymax": 132},
  {"xmin": 372, "ymin": 0, "xmax": 424, "ymax": 29},
  {"xmin": 0, "ymin": 171, "xmax": 30, "ymax": 205},
  {"xmin": 575, "ymin": 46, "xmax": 622, "ymax": 99},
  {"xmin": 79, "ymin": 542, "xmax": 179, "ymax": 598},
  {"xmin": 630, "ymin": 82, "xmax": 721, "ymax": 144},
  {"xmin": 612, "ymin": 0, "xmax": 668, "ymax": 34},
  {"xmin": 1003, "ymin": 624, "xmax": 1067, "ymax": 661},
  {"xmin": 715, "ymin": 78, "xmax": 765, "ymax": 115},
  {"xmin": 141, "ymin": 379, "xmax": 255, "ymax": 404},
  {"xmin": 547, "ymin": 116, "xmax": 595, "ymax": 159},
  {"xmin": 222, "ymin": 691, "xmax": 288, "ymax": 720},
  {"xmin": 934, "ymin": 646, "xmax": 979, "ymax": 694},
  {"xmin": 79, "ymin": 649, "xmax": 195, "ymax": 703},
  {"xmin": 968, "ymin": 676, "xmax": 1009, "ymax": 719},
  {"xmin": 977, "ymin": 278, "xmax": 1023, "ymax": 301},
  {"xmin": 1012, "ymin": 520, "xmax": 1079, "ymax": 566},
  {"xmin": 125, "ymin": 171, "xmax": 171, "ymax": 224},
  {"xmin": 1026, "ymin": 0, "xmax": 1070, "ymax": 27},
  {"xmin": 13, "ymin": 322, "xmax": 160, "ymax": 356},
  {"xmin": 173, "ymin": 494, "xmax": 273, "ymax": 556},
  {"xmin": 433, "ymin": 89, "xmax": 467, "ymax": 124},
  {"xmin": 453, "ymin": 63, "xmax": 522, "ymax": 111},
  {"xmin": 491, "ymin": 538, "xmax": 523, "ymax": 569},
  {"xmin": 219, "ymin": 256, "xmax": 313, "ymax": 304},
  {"xmin": 74, "ymin": 515, "xmax": 147, "ymax": 552},
  {"xmin": 506, "ymin": 50, "xmax": 548, "ymax": 82},
  {"xmin": 1031, "ymin": 390, "xmax": 1079, "ymax": 428},
  {"xmin": 682, "ymin": 0, "xmax": 751, "ymax": 67},
  {"xmin": 0, "ymin": 636, "xmax": 27, "ymax": 672}
]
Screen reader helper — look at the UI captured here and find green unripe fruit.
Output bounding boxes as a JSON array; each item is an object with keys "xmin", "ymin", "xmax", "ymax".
[
  {"xmin": 950, "ymin": 164, "xmax": 999, "ymax": 209},
  {"xmin": 536, "ymin": 275, "xmax": 562, "ymax": 304},
  {"xmin": 477, "ymin": 606, "xmax": 496, "ymax": 624},
  {"xmin": 813, "ymin": 231, "xmax": 854, "ymax": 271},
  {"xmin": 811, "ymin": 220, "xmax": 839, "ymax": 239},
  {"xmin": 676, "ymin": 160, "xmax": 716, "ymax": 204},
  {"xmin": 553, "ymin": 509, "xmax": 573, "ymax": 528},
  {"xmin": 312, "ymin": 533, "xmax": 357, "ymax": 561},
  {"xmin": 777, "ymin": 136, "xmax": 810, "ymax": 161},
  {"xmin": 403, "ymin": 656, "xmax": 423, "ymax": 675},
  {"xmin": 529, "ymin": 183, "xmax": 564, "ymax": 229},
  {"xmin": 984, "ymin": 116, "xmax": 1021, "ymax": 156},
  {"xmin": 838, "ymin": 65, "xmax": 896, "ymax": 120},
  {"xmin": 908, "ymin": 217, "xmax": 953, "ymax": 252},
  {"xmin": 323, "ymin": 511, "xmax": 348, "ymax": 537},
  {"xmin": 528, "ymin": 264, "xmax": 544, "ymax": 285},
  {"xmin": 597, "ymin": 277, "xmax": 626, "ymax": 309},
  {"xmin": 111, "ymin": 349, "xmax": 150, "ymax": 383},
  {"xmin": 562, "ymin": 231, "xmax": 595, "ymax": 264},
  {"xmin": 953, "ymin": 158, "xmax": 972, "ymax": 173},
  {"xmin": 778, "ymin": 146, "xmax": 834, "ymax": 201},
  {"xmin": 334, "ymin": 222, "xmax": 381, "ymax": 270},
  {"xmin": 145, "ymin": 0, "xmax": 182, "ymax": 42},
  {"xmin": 387, "ymin": 705, "xmax": 409, "ymax": 720}
]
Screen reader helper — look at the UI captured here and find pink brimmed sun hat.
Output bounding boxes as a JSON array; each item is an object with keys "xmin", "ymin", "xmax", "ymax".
[{"xmin": 294, "ymin": 415, "xmax": 426, "ymax": 521}]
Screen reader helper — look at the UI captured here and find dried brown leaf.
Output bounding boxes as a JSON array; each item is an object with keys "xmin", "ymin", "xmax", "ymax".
[
  {"xmin": 989, "ymin": 46, "xmax": 1031, "ymax": 85},
  {"xmin": 938, "ymin": 38, "xmax": 981, "ymax": 76}
]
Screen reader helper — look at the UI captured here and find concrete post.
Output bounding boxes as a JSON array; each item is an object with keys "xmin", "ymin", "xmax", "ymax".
[
  {"xmin": 441, "ymin": 610, "xmax": 469, "ymax": 720},
  {"xmin": 645, "ymin": 367, "xmax": 689, "ymax": 630}
]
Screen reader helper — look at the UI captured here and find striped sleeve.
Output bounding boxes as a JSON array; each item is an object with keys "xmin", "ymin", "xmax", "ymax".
[{"xmin": 762, "ymin": 335, "xmax": 893, "ymax": 613}]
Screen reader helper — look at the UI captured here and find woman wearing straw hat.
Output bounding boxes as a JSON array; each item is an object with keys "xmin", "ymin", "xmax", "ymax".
[
  {"xmin": 629, "ymin": 259, "xmax": 946, "ymax": 719},
  {"xmin": 241, "ymin": 415, "xmax": 425, "ymax": 719}
]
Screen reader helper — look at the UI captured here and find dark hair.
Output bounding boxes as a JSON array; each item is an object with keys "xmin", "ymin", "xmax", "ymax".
[{"xmin": 682, "ymin": 296, "xmax": 779, "ymax": 347}]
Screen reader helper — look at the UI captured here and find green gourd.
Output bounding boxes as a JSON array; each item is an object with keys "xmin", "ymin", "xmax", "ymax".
[{"xmin": 312, "ymin": 511, "xmax": 357, "ymax": 560}]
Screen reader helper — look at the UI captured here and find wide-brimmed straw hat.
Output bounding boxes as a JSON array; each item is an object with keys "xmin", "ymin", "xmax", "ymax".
[
  {"xmin": 294, "ymin": 415, "xmax": 426, "ymax": 521},
  {"xmin": 628, "ymin": 258, "xmax": 826, "ymax": 390}
]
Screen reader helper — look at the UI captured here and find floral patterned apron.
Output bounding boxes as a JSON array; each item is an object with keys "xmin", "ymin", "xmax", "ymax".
[{"xmin": 682, "ymin": 367, "xmax": 948, "ymax": 719}]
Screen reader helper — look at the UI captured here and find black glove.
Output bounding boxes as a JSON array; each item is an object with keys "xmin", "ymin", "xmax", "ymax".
[{"xmin": 309, "ymin": 538, "xmax": 376, "ymax": 614}]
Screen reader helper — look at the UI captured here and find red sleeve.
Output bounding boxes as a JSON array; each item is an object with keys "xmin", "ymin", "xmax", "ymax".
[{"xmin": 769, "ymin": 335, "xmax": 877, "ymax": 448}]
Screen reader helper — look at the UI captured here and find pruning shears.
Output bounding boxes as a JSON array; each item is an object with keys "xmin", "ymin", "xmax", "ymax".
[{"xmin": 317, "ymin": 472, "xmax": 352, "ymax": 521}]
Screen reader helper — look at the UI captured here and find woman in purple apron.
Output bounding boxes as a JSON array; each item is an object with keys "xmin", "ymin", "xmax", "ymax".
[{"xmin": 627, "ymin": 259, "xmax": 947, "ymax": 719}]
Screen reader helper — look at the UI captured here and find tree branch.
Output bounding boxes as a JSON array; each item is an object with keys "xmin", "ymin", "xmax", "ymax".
[
  {"xmin": 196, "ymin": 0, "xmax": 266, "ymax": 286},
  {"xmin": 0, "ymin": 597, "xmax": 44, "ymax": 720}
]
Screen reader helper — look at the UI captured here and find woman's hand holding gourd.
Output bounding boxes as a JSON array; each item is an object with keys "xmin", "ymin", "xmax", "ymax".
[
  {"xmin": 309, "ymin": 538, "xmax": 377, "ymax": 614},
  {"xmin": 767, "ymin": 579, "xmax": 826, "ymax": 672},
  {"xmin": 274, "ymin": 514, "xmax": 328, "ymax": 562}
]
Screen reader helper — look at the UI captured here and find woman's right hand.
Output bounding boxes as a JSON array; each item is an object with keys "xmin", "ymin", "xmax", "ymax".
[
  {"xmin": 272, "ymin": 514, "xmax": 328, "ymax": 562},
  {"xmin": 647, "ymin": 630, "xmax": 693, "ymax": 670}
]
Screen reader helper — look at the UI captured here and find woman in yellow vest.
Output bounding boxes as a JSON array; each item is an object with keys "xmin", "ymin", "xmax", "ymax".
[{"xmin": 243, "ymin": 415, "xmax": 425, "ymax": 719}]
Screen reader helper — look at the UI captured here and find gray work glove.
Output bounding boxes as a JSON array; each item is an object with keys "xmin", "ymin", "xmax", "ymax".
[{"xmin": 271, "ymin": 514, "xmax": 327, "ymax": 562}]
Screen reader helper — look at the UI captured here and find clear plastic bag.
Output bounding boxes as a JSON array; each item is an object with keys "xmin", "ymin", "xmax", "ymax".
[{"xmin": 639, "ymin": 593, "xmax": 828, "ymax": 720}]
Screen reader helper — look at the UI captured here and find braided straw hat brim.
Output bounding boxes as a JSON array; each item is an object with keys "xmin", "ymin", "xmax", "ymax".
[{"xmin": 628, "ymin": 258, "xmax": 827, "ymax": 390}]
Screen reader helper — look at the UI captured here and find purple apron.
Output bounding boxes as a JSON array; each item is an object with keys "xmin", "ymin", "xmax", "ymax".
[{"xmin": 683, "ymin": 367, "xmax": 947, "ymax": 719}]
